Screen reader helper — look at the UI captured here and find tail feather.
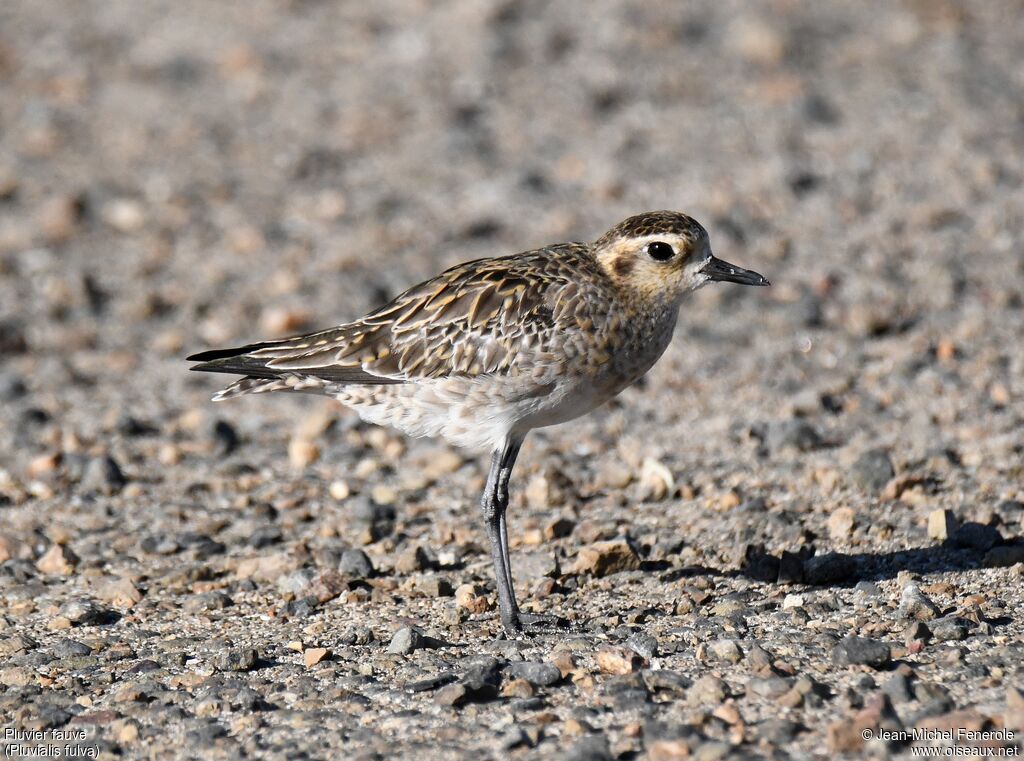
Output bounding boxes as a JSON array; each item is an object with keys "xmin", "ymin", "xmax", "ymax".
[
  {"xmin": 189, "ymin": 342, "xmax": 403, "ymax": 387},
  {"xmin": 211, "ymin": 374, "xmax": 332, "ymax": 401}
]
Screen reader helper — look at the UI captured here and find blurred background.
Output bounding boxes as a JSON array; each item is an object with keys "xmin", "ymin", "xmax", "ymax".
[{"xmin": 0, "ymin": 0, "xmax": 1022, "ymax": 755}]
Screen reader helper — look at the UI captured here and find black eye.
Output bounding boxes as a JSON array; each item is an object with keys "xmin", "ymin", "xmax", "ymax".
[{"xmin": 645, "ymin": 241, "xmax": 675, "ymax": 261}]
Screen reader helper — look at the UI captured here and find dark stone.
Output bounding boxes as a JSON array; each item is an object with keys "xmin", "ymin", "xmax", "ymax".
[
  {"xmin": 507, "ymin": 661, "xmax": 562, "ymax": 687},
  {"xmin": 34, "ymin": 704, "xmax": 72, "ymax": 729},
  {"xmin": 849, "ymin": 449, "xmax": 895, "ymax": 492},
  {"xmin": 460, "ymin": 655, "xmax": 503, "ymax": 693},
  {"xmin": 116, "ymin": 415, "xmax": 158, "ymax": 436},
  {"xmin": 767, "ymin": 419, "xmax": 824, "ymax": 453},
  {"xmin": 625, "ymin": 632, "xmax": 658, "ymax": 659},
  {"xmin": 405, "ymin": 673, "xmax": 458, "ymax": 693},
  {"xmin": 951, "ymin": 522, "xmax": 1001, "ymax": 552},
  {"xmin": 213, "ymin": 647, "xmax": 258, "ymax": 672},
  {"xmin": 755, "ymin": 718, "xmax": 802, "ymax": 745},
  {"xmin": 777, "ymin": 551, "xmax": 806, "ymax": 584},
  {"xmin": 58, "ymin": 598, "xmax": 108, "ymax": 626},
  {"xmin": 387, "ymin": 627, "xmax": 448, "ymax": 655},
  {"xmin": 51, "ymin": 640, "xmax": 91, "ymax": 658},
  {"xmin": 249, "ymin": 528, "xmax": 282, "ymax": 549},
  {"xmin": 832, "ymin": 636, "xmax": 891, "ymax": 669},
  {"xmin": 0, "ymin": 374, "xmax": 27, "ymax": 401},
  {"xmin": 803, "ymin": 553, "xmax": 856, "ymax": 585},
  {"xmin": 211, "ymin": 419, "xmax": 239, "ymax": 456},
  {"xmin": 740, "ymin": 544, "xmax": 780, "ymax": 581},
  {"xmin": 881, "ymin": 672, "xmax": 913, "ymax": 703},
  {"xmin": 564, "ymin": 734, "xmax": 612, "ymax": 761},
  {"xmin": 339, "ymin": 549, "xmax": 375, "ymax": 578},
  {"xmin": 804, "ymin": 93, "xmax": 841, "ymax": 125},
  {"xmin": 80, "ymin": 456, "xmax": 126, "ymax": 495},
  {"xmin": 282, "ymin": 597, "xmax": 318, "ymax": 618},
  {"xmin": 929, "ymin": 616, "xmax": 972, "ymax": 642},
  {"xmin": 0, "ymin": 320, "xmax": 28, "ymax": 354},
  {"xmin": 642, "ymin": 670, "xmax": 691, "ymax": 695},
  {"xmin": 185, "ymin": 721, "xmax": 227, "ymax": 745}
]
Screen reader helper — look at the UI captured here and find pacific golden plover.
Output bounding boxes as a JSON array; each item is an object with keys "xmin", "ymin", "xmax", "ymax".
[{"xmin": 188, "ymin": 210, "xmax": 769, "ymax": 634}]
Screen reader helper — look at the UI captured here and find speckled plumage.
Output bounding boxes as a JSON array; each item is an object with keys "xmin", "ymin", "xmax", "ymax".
[
  {"xmin": 189, "ymin": 210, "xmax": 769, "ymax": 634},
  {"xmin": 191, "ymin": 232, "xmax": 687, "ymax": 450}
]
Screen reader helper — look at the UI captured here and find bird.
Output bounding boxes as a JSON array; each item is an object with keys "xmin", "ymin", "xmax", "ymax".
[{"xmin": 188, "ymin": 210, "xmax": 769, "ymax": 635}]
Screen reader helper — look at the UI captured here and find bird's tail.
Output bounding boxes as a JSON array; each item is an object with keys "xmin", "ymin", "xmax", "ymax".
[{"xmin": 211, "ymin": 374, "xmax": 332, "ymax": 401}]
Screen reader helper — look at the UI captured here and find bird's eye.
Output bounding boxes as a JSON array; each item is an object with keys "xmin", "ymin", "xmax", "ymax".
[{"xmin": 645, "ymin": 241, "xmax": 675, "ymax": 261}]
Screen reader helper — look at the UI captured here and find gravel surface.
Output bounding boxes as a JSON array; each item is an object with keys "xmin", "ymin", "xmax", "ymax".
[{"xmin": 2, "ymin": 1, "xmax": 1023, "ymax": 759}]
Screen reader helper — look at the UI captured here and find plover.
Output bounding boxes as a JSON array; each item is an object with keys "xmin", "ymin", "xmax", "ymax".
[{"xmin": 188, "ymin": 210, "xmax": 769, "ymax": 634}]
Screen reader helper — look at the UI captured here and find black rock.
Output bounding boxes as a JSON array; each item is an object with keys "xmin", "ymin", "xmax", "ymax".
[
  {"xmin": 387, "ymin": 626, "xmax": 448, "ymax": 654},
  {"xmin": 929, "ymin": 616, "xmax": 972, "ymax": 642},
  {"xmin": 803, "ymin": 553, "xmax": 856, "ymax": 585},
  {"xmin": 282, "ymin": 597, "xmax": 319, "ymax": 618},
  {"xmin": 563, "ymin": 734, "xmax": 612, "ymax": 761},
  {"xmin": 80, "ymin": 456, "xmax": 126, "ymax": 495},
  {"xmin": 213, "ymin": 647, "xmax": 258, "ymax": 672},
  {"xmin": 952, "ymin": 522, "xmax": 1001, "ymax": 552},
  {"xmin": 0, "ymin": 319, "xmax": 28, "ymax": 354},
  {"xmin": 460, "ymin": 655, "xmax": 503, "ymax": 693},
  {"xmin": 777, "ymin": 550, "xmax": 806, "ymax": 584},
  {"xmin": 625, "ymin": 632, "xmax": 658, "ymax": 660},
  {"xmin": 33, "ymin": 704, "xmax": 71, "ymax": 729},
  {"xmin": 405, "ymin": 673, "xmax": 458, "ymax": 693},
  {"xmin": 339, "ymin": 549, "xmax": 375, "ymax": 578},
  {"xmin": 58, "ymin": 598, "xmax": 108, "ymax": 626},
  {"xmin": 507, "ymin": 660, "xmax": 562, "ymax": 687},
  {"xmin": 849, "ymin": 449, "xmax": 894, "ymax": 492},
  {"xmin": 881, "ymin": 672, "xmax": 913, "ymax": 703},
  {"xmin": 249, "ymin": 528, "xmax": 282, "ymax": 549},
  {"xmin": 186, "ymin": 721, "xmax": 227, "ymax": 745},
  {"xmin": 0, "ymin": 374, "xmax": 27, "ymax": 401},
  {"xmin": 740, "ymin": 544, "xmax": 780, "ymax": 582},
  {"xmin": 211, "ymin": 419, "xmax": 239, "ymax": 456},
  {"xmin": 767, "ymin": 419, "xmax": 824, "ymax": 453},
  {"xmin": 642, "ymin": 669, "xmax": 691, "ymax": 695},
  {"xmin": 832, "ymin": 636, "xmax": 891, "ymax": 669},
  {"xmin": 51, "ymin": 639, "xmax": 91, "ymax": 658},
  {"xmin": 756, "ymin": 718, "xmax": 802, "ymax": 745},
  {"xmin": 116, "ymin": 415, "xmax": 158, "ymax": 436}
]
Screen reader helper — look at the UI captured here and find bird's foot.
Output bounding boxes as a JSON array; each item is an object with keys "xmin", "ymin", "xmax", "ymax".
[
  {"xmin": 519, "ymin": 612, "xmax": 567, "ymax": 629},
  {"xmin": 501, "ymin": 611, "xmax": 568, "ymax": 637}
]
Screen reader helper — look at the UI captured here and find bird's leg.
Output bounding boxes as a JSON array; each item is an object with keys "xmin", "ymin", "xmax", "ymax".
[
  {"xmin": 496, "ymin": 465, "xmax": 517, "ymax": 616},
  {"xmin": 481, "ymin": 438, "xmax": 566, "ymax": 633},
  {"xmin": 481, "ymin": 436, "xmax": 522, "ymax": 635}
]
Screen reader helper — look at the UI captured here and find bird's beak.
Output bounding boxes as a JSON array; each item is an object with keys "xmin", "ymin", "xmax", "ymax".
[{"xmin": 703, "ymin": 255, "xmax": 770, "ymax": 286}]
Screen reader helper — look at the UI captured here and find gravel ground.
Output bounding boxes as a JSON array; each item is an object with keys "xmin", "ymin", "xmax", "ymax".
[{"xmin": 2, "ymin": 1, "xmax": 1023, "ymax": 759}]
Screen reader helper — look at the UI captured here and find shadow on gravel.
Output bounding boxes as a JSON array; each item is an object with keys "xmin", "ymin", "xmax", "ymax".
[{"xmin": 738, "ymin": 536, "xmax": 1022, "ymax": 588}]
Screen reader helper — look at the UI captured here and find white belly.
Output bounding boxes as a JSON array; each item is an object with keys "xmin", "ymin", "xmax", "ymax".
[{"xmin": 334, "ymin": 309, "xmax": 678, "ymax": 452}]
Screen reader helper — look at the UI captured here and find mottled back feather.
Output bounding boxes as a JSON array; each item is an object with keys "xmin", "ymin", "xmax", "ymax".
[{"xmin": 189, "ymin": 243, "xmax": 608, "ymax": 388}]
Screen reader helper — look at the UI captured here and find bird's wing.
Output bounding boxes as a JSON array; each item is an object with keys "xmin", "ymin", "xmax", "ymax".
[{"xmin": 189, "ymin": 245, "xmax": 597, "ymax": 384}]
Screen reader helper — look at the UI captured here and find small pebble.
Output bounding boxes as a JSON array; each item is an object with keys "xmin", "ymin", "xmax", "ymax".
[
  {"xmin": 572, "ymin": 540, "xmax": 640, "ymax": 577},
  {"xmin": 898, "ymin": 583, "xmax": 940, "ymax": 621},
  {"xmin": 213, "ymin": 647, "xmax": 258, "ymax": 672},
  {"xmin": 57, "ymin": 598, "xmax": 107, "ymax": 626}
]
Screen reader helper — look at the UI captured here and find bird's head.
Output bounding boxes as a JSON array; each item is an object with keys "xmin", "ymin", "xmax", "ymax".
[{"xmin": 594, "ymin": 210, "xmax": 769, "ymax": 304}]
